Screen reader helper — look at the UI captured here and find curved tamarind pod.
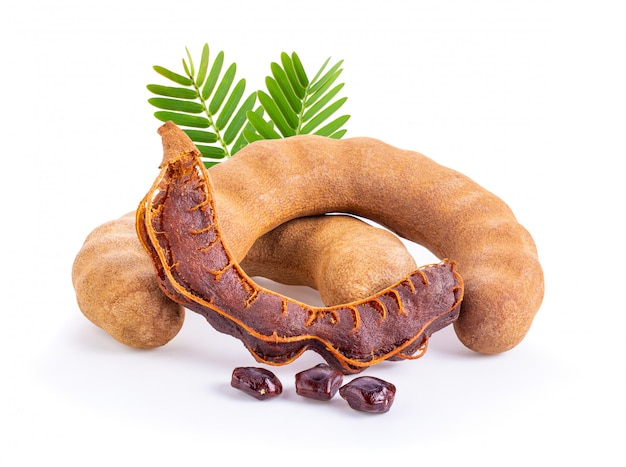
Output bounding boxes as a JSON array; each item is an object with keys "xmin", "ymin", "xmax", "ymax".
[
  {"xmin": 206, "ymin": 128, "xmax": 544, "ymax": 355},
  {"xmin": 137, "ymin": 124, "xmax": 464, "ymax": 374},
  {"xmin": 240, "ymin": 215, "xmax": 418, "ymax": 306}
]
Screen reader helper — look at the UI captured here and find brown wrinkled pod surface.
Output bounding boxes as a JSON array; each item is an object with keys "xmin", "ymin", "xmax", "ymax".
[
  {"xmin": 72, "ymin": 212, "xmax": 185, "ymax": 349},
  {"xmin": 137, "ymin": 124, "xmax": 464, "ymax": 374}
]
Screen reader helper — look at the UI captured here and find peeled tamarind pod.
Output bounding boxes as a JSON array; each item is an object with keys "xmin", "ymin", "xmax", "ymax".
[
  {"xmin": 206, "ymin": 127, "xmax": 544, "ymax": 355},
  {"xmin": 240, "ymin": 215, "xmax": 417, "ymax": 306},
  {"xmin": 71, "ymin": 212, "xmax": 185, "ymax": 349},
  {"xmin": 137, "ymin": 123, "xmax": 464, "ymax": 374},
  {"xmin": 72, "ymin": 211, "xmax": 415, "ymax": 349}
]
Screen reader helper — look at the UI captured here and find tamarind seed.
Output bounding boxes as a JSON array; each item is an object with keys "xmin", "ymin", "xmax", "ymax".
[
  {"xmin": 339, "ymin": 376, "xmax": 396, "ymax": 413},
  {"xmin": 295, "ymin": 363, "xmax": 344, "ymax": 401},
  {"xmin": 230, "ymin": 367, "xmax": 283, "ymax": 400}
]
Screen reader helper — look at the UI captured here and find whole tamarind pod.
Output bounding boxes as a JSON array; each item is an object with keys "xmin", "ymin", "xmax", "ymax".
[
  {"xmin": 71, "ymin": 212, "xmax": 185, "ymax": 349},
  {"xmin": 205, "ymin": 127, "xmax": 544, "ymax": 355},
  {"xmin": 240, "ymin": 215, "xmax": 417, "ymax": 306},
  {"xmin": 137, "ymin": 123, "xmax": 464, "ymax": 374}
]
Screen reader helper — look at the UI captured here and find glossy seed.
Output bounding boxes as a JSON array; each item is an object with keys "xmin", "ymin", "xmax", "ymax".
[
  {"xmin": 339, "ymin": 376, "xmax": 396, "ymax": 413},
  {"xmin": 295, "ymin": 363, "xmax": 344, "ymax": 401},
  {"xmin": 231, "ymin": 367, "xmax": 283, "ymax": 400}
]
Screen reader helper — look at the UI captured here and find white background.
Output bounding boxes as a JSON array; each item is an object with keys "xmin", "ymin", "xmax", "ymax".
[{"xmin": 2, "ymin": 1, "xmax": 624, "ymax": 465}]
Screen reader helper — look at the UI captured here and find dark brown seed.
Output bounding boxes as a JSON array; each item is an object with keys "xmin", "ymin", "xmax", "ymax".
[
  {"xmin": 295, "ymin": 363, "xmax": 344, "ymax": 401},
  {"xmin": 339, "ymin": 376, "xmax": 396, "ymax": 413},
  {"xmin": 230, "ymin": 367, "xmax": 283, "ymax": 400}
]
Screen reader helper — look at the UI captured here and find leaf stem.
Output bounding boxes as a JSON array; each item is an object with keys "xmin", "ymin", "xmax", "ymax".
[
  {"xmin": 295, "ymin": 59, "xmax": 332, "ymax": 134},
  {"xmin": 295, "ymin": 84, "xmax": 313, "ymax": 134},
  {"xmin": 186, "ymin": 67, "xmax": 231, "ymax": 158}
]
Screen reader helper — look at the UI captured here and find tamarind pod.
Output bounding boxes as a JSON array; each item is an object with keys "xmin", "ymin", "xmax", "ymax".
[
  {"xmin": 239, "ymin": 214, "xmax": 417, "ymax": 306},
  {"xmin": 72, "ymin": 211, "xmax": 415, "ymax": 349},
  {"xmin": 71, "ymin": 212, "xmax": 185, "ymax": 349},
  {"xmin": 206, "ymin": 129, "xmax": 544, "ymax": 355},
  {"xmin": 136, "ymin": 124, "xmax": 464, "ymax": 374}
]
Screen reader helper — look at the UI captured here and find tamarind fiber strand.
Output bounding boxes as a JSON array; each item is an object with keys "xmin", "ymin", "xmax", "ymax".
[
  {"xmin": 137, "ymin": 123, "xmax": 464, "ymax": 374},
  {"xmin": 200, "ymin": 125, "xmax": 544, "ymax": 355}
]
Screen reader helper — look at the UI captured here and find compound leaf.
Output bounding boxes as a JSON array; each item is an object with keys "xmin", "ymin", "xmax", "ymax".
[
  {"xmin": 148, "ymin": 45, "xmax": 349, "ymax": 165},
  {"xmin": 148, "ymin": 45, "xmax": 255, "ymax": 165},
  {"xmin": 250, "ymin": 53, "xmax": 350, "ymax": 140}
]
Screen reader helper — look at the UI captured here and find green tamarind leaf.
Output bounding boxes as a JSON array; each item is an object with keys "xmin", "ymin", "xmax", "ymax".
[
  {"xmin": 196, "ymin": 144, "xmax": 226, "ymax": 158},
  {"xmin": 197, "ymin": 44, "xmax": 210, "ymax": 85},
  {"xmin": 216, "ymin": 78, "xmax": 246, "ymax": 131},
  {"xmin": 280, "ymin": 52, "xmax": 305, "ymax": 99},
  {"xmin": 231, "ymin": 132, "xmax": 249, "ymax": 154},
  {"xmin": 309, "ymin": 57, "xmax": 331, "ymax": 85},
  {"xmin": 270, "ymin": 62, "xmax": 302, "ymax": 113},
  {"xmin": 300, "ymin": 97, "xmax": 347, "ymax": 134},
  {"xmin": 257, "ymin": 90, "xmax": 296, "ymax": 137},
  {"xmin": 209, "ymin": 62, "xmax": 236, "ymax": 115},
  {"xmin": 184, "ymin": 47, "xmax": 194, "ymax": 78},
  {"xmin": 265, "ymin": 77, "xmax": 299, "ymax": 128},
  {"xmin": 305, "ymin": 70, "xmax": 342, "ymax": 108},
  {"xmin": 302, "ymin": 83, "xmax": 344, "ymax": 121},
  {"xmin": 146, "ymin": 84, "xmax": 197, "ymax": 99},
  {"xmin": 224, "ymin": 91, "xmax": 257, "ymax": 145},
  {"xmin": 314, "ymin": 114, "xmax": 350, "ymax": 137},
  {"xmin": 242, "ymin": 129, "xmax": 264, "ymax": 144},
  {"xmin": 153, "ymin": 111, "xmax": 210, "ymax": 128},
  {"xmin": 291, "ymin": 52, "xmax": 308, "ymax": 88},
  {"xmin": 183, "ymin": 129, "xmax": 218, "ymax": 143},
  {"xmin": 328, "ymin": 128, "xmax": 348, "ymax": 139},
  {"xmin": 247, "ymin": 110, "xmax": 282, "ymax": 139},
  {"xmin": 148, "ymin": 98, "xmax": 204, "ymax": 114},
  {"xmin": 239, "ymin": 107, "xmax": 268, "ymax": 146},
  {"xmin": 309, "ymin": 59, "xmax": 343, "ymax": 94},
  {"xmin": 153, "ymin": 66, "xmax": 193, "ymax": 86},
  {"xmin": 202, "ymin": 50, "xmax": 224, "ymax": 100}
]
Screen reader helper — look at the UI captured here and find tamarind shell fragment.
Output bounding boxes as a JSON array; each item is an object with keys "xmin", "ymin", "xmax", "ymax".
[{"xmin": 136, "ymin": 125, "xmax": 464, "ymax": 374}]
